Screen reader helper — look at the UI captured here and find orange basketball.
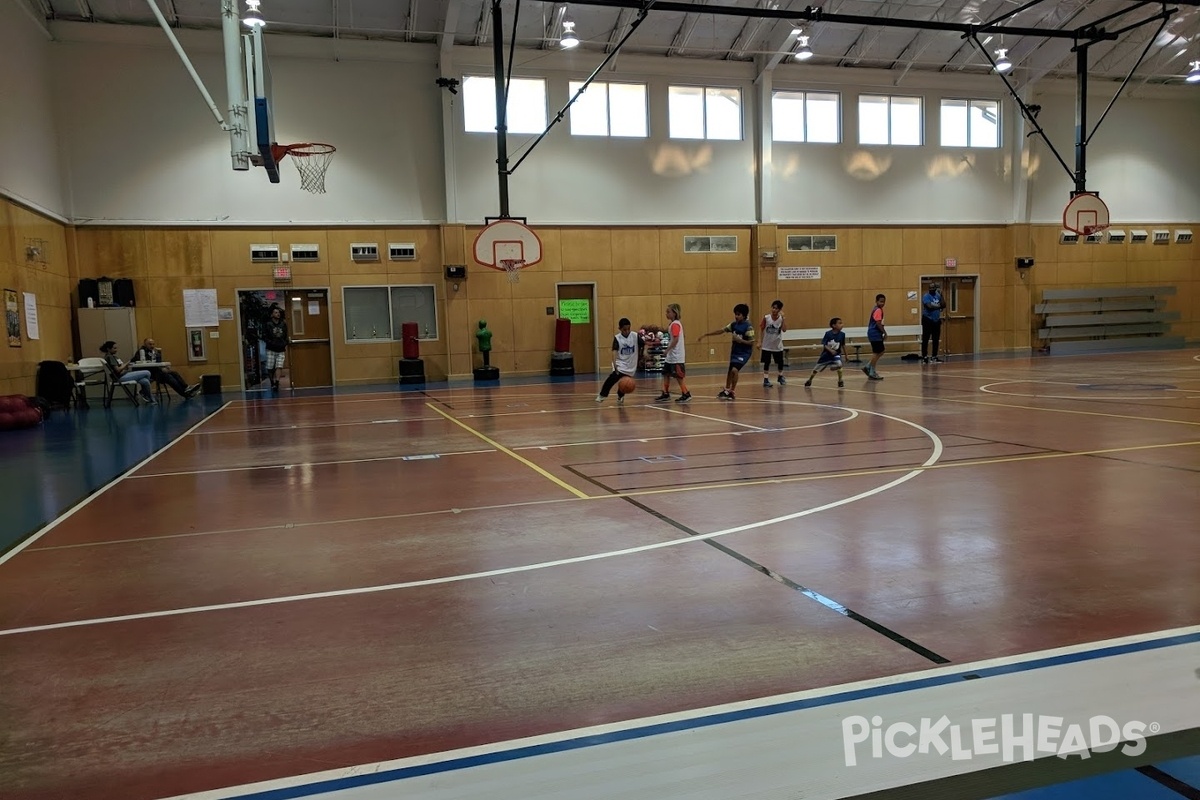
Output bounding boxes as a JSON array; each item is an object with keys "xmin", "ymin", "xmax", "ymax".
[{"xmin": 617, "ymin": 376, "xmax": 636, "ymax": 395}]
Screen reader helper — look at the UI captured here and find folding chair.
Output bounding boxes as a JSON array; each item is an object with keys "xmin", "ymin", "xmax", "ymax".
[
  {"xmin": 101, "ymin": 361, "xmax": 141, "ymax": 408},
  {"xmin": 73, "ymin": 358, "xmax": 108, "ymax": 409}
]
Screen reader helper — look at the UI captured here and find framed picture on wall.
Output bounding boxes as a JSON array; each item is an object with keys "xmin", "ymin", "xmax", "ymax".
[
  {"xmin": 187, "ymin": 328, "xmax": 207, "ymax": 361},
  {"xmin": 5, "ymin": 289, "xmax": 20, "ymax": 347}
]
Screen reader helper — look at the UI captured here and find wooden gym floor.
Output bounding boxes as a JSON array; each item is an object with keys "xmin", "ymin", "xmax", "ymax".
[{"xmin": 1, "ymin": 350, "xmax": 1199, "ymax": 800}]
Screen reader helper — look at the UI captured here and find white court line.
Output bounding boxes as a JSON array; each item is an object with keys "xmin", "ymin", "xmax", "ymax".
[
  {"xmin": 649, "ymin": 403, "xmax": 767, "ymax": 431},
  {"xmin": 130, "ymin": 448, "xmax": 496, "ymax": 479},
  {"xmin": 191, "ymin": 415, "xmax": 444, "ymax": 435},
  {"xmin": 513, "ymin": 409, "xmax": 860, "ymax": 450},
  {"xmin": 978, "ymin": 379, "xmax": 1197, "ymax": 401},
  {"xmin": 0, "ymin": 406, "xmax": 942, "ymax": 637},
  {"xmin": 0, "ymin": 402, "xmax": 232, "ymax": 568}
]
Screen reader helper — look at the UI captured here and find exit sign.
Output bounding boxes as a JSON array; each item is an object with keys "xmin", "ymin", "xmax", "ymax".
[
  {"xmin": 273, "ymin": 266, "xmax": 292, "ymax": 280},
  {"xmin": 944, "ymin": 258, "xmax": 958, "ymax": 270}
]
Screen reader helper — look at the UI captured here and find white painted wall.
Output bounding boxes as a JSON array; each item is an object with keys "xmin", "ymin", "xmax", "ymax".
[
  {"xmin": 1026, "ymin": 83, "xmax": 1200, "ymax": 224},
  {"xmin": 52, "ymin": 24, "xmax": 446, "ymax": 225},
  {"xmin": 0, "ymin": 2, "xmax": 67, "ymax": 218},
  {"xmin": 37, "ymin": 22, "xmax": 1200, "ymax": 226}
]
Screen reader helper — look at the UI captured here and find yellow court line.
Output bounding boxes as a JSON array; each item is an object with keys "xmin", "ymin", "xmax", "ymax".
[
  {"xmin": 426, "ymin": 403, "xmax": 590, "ymax": 499},
  {"xmin": 33, "ymin": 438, "xmax": 1198, "ymax": 552}
]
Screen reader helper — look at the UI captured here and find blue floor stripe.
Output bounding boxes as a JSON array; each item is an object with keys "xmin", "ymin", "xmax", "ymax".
[{"xmin": 988, "ymin": 769, "xmax": 1184, "ymax": 799}]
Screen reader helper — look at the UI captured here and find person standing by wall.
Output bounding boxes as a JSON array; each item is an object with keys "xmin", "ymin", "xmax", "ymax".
[
  {"xmin": 263, "ymin": 305, "xmax": 290, "ymax": 391},
  {"xmin": 921, "ymin": 282, "xmax": 946, "ymax": 364}
]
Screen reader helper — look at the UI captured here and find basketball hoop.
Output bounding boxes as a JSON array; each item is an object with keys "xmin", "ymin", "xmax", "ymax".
[
  {"xmin": 272, "ymin": 143, "xmax": 336, "ymax": 194},
  {"xmin": 500, "ymin": 259, "xmax": 525, "ymax": 284}
]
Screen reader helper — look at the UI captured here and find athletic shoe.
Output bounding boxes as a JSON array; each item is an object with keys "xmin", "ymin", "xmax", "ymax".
[
  {"xmin": 861, "ymin": 366, "xmax": 871, "ymax": 377},
  {"xmin": 763, "ymin": 378, "xmax": 772, "ymax": 387},
  {"xmin": 617, "ymin": 395, "xmax": 625, "ymax": 405},
  {"xmin": 803, "ymin": 378, "xmax": 813, "ymax": 387},
  {"xmin": 654, "ymin": 392, "xmax": 671, "ymax": 403},
  {"xmin": 838, "ymin": 380, "xmax": 845, "ymax": 388},
  {"xmin": 717, "ymin": 389, "xmax": 732, "ymax": 399},
  {"xmin": 675, "ymin": 392, "xmax": 692, "ymax": 403},
  {"xmin": 595, "ymin": 394, "xmax": 605, "ymax": 402},
  {"xmin": 868, "ymin": 372, "xmax": 884, "ymax": 381},
  {"xmin": 777, "ymin": 376, "xmax": 787, "ymax": 385},
  {"xmin": 932, "ymin": 357, "xmax": 944, "ymax": 363}
]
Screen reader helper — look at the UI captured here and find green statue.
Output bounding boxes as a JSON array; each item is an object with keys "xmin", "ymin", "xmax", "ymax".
[{"xmin": 476, "ymin": 319, "xmax": 493, "ymax": 366}]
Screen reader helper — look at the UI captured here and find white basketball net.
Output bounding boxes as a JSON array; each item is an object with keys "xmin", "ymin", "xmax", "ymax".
[
  {"xmin": 287, "ymin": 144, "xmax": 336, "ymax": 195},
  {"xmin": 500, "ymin": 259, "xmax": 525, "ymax": 284}
]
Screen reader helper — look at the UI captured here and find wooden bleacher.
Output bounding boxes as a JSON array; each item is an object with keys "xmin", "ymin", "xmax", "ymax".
[
  {"xmin": 1035, "ymin": 286, "xmax": 1183, "ymax": 354},
  {"xmin": 782, "ymin": 324, "xmax": 923, "ymax": 364}
]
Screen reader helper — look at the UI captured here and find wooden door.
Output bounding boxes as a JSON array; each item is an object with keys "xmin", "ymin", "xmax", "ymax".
[
  {"xmin": 557, "ymin": 284, "xmax": 597, "ymax": 374},
  {"xmin": 944, "ymin": 276, "xmax": 977, "ymax": 356},
  {"xmin": 286, "ymin": 290, "xmax": 334, "ymax": 388}
]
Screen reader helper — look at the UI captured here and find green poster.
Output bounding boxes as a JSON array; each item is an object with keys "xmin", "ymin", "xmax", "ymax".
[{"xmin": 558, "ymin": 299, "xmax": 590, "ymax": 323}]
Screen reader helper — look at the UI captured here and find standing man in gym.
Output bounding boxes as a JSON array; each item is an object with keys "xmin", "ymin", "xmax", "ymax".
[{"xmin": 921, "ymin": 282, "xmax": 947, "ymax": 364}]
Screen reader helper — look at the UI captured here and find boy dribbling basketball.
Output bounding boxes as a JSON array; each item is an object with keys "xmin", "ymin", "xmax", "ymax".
[
  {"xmin": 596, "ymin": 317, "xmax": 644, "ymax": 404},
  {"xmin": 804, "ymin": 317, "xmax": 846, "ymax": 388}
]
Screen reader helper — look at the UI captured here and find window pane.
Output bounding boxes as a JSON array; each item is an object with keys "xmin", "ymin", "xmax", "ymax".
[
  {"xmin": 705, "ymin": 87, "xmax": 742, "ymax": 140},
  {"xmin": 806, "ymin": 92, "xmax": 840, "ymax": 143},
  {"xmin": 505, "ymin": 78, "xmax": 547, "ymax": 134},
  {"xmin": 569, "ymin": 81, "xmax": 609, "ymax": 136},
  {"xmin": 463, "ymin": 76, "xmax": 497, "ymax": 133},
  {"xmin": 608, "ymin": 83, "xmax": 648, "ymax": 137},
  {"xmin": 462, "ymin": 76, "xmax": 546, "ymax": 134},
  {"xmin": 890, "ymin": 96, "xmax": 922, "ymax": 145},
  {"xmin": 772, "ymin": 91, "xmax": 806, "ymax": 142},
  {"xmin": 941, "ymin": 99, "xmax": 968, "ymax": 147},
  {"xmin": 669, "ymin": 86, "xmax": 705, "ymax": 139},
  {"xmin": 344, "ymin": 287, "xmax": 391, "ymax": 341},
  {"xmin": 389, "ymin": 287, "xmax": 438, "ymax": 341},
  {"xmin": 859, "ymin": 95, "xmax": 890, "ymax": 144},
  {"xmin": 970, "ymin": 100, "xmax": 999, "ymax": 147}
]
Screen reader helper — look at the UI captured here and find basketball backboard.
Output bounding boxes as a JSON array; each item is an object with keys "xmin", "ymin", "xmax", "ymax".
[
  {"xmin": 244, "ymin": 26, "xmax": 279, "ymax": 182},
  {"xmin": 1063, "ymin": 192, "xmax": 1110, "ymax": 236},
  {"xmin": 472, "ymin": 220, "xmax": 543, "ymax": 283}
]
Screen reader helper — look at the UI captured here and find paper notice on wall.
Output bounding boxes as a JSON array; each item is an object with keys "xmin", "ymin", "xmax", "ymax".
[
  {"xmin": 218, "ymin": 307, "xmax": 234, "ymax": 321},
  {"xmin": 23, "ymin": 293, "xmax": 39, "ymax": 340},
  {"xmin": 308, "ymin": 301, "xmax": 320, "ymax": 315},
  {"xmin": 183, "ymin": 289, "xmax": 219, "ymax": 327},
  {"xmin": 777, "ymin": 266, "xmax": 821, "ymax": 280}
]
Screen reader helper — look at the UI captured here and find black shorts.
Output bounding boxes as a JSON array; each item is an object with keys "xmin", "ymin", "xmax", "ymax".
[
  {"xmin": 869, "ymin": 339, "xmax": 885, "ymax": 354},
  {"xmin": 663, "ymin": 362, "xmax": 685, "ymax": 379},
  {"xmin": 761, "ymin": 350, "xmax": 784, "ymax": 368},
  {"xmin": 729, "ymin": 352, "xmax": 751, "ymax": 371}
]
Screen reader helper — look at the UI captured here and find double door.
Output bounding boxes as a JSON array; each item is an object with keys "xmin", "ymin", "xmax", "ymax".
[{"xmin": 238, "ymin": 288, "xmax": 333, "ymax": 390}]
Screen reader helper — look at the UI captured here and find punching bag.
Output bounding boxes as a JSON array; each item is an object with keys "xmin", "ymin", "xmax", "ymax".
[
  {"xmin": 554, "ymin": 318, "xmax": 571, "ymax": 353},
  {"xmin": 398, "ymin": 322, "xmax": 425, "ymax": 385}
]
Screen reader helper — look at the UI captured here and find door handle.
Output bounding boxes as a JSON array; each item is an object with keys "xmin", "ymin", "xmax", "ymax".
[{"xmin": 293, "ymin": 338, "xmax": 331, "ymax": 343}]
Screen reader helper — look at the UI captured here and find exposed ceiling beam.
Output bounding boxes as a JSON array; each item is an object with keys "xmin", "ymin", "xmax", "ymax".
[
  {"xmin": 606, "ymin": 8, "xmax": 635, "ymax": 54},
  {"xmin": 542, "ymin": 3, "xmax": 567, "ymax": 50},
  {"xmin": 75, "ymin": 0, "xmax": 93, "ymax": 21},
  {"xmin": 405, "ymin": 0, "xmax": 420, "ymax": 41},
  {"xmin": 440, "ymin": 0, "xmax": 461, "ymax": 56},
  {"xmin": 473, "ymin": 0, "xmax": 492, "ymax": 46},
  {"xmin": 17, "ymin": 0, "xmax": 53, "ymax": 38},
  {"xmin": 667, "ymin": 10, "xmax": 703, "ymax": 57}
]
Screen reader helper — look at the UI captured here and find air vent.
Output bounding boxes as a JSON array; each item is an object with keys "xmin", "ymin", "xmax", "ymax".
[
  {"xmin": 1105, "ymin": 229, "xmax": 1126, "ymax": 243},
  {"xmin": 1059, "ymin": 231, "xmax": 1079, "ymax": 244},
  {"xmin": 291, "ymin": 243, "xmax": 320, "ymax": 262},
  {"xmin": 1083, "ymin": 232, "xmax": 1103, "ymax": 244},
  {"xmin": 1152, "ymin": 230, "xmax": 1170, "ymax": 244},
  {"xmin": 389, "ymin": 243, "xmax": 417, "ymax": 261},
  {"xmin": 350, "ymin": 243, "xmax": 379, "ymax": 262},
  {"xmin": 250, "ymin": 243, "xmax": 280, "ymax": 263},
  {"xmin": 1130, "ymin": 230, "xmax": 1148, "ymax": 243},
  {"xmin": 1175, "ymin": 229, "xmax": 1193, "ymax": 244}
]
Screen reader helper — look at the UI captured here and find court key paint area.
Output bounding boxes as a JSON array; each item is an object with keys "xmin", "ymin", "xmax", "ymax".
[{"xmin": 1, "ymin": 350, "xmax": 1199, "ymax": 800}]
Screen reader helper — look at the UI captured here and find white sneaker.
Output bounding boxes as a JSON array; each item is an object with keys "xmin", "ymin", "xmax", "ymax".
[
  {"xmin": 595, "ymin": 395, "xmax": 605, "ymax": 403},
  {"xmin": 617, "ymin": 395, "xmax": 625, "ymax": 405}
]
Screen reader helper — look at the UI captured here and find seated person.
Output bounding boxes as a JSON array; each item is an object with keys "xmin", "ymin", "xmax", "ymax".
[
  {"xmin": 99, "ymin": 341, "xmax": 156, "ymax": 405},
  {"xmin": 132, "ymin": 338, "xmax": 199, "ymax": 398}
]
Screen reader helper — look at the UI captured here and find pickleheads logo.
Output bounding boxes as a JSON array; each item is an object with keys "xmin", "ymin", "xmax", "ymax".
[{"xmin": 841, "ymin": 714, "xmax": 1158, "ymax": 766}]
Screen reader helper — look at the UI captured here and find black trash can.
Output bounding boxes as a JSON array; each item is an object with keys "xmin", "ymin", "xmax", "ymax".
[{"xmin": 201, "ymin": 374, "xmax": 222, "ymax": 395}]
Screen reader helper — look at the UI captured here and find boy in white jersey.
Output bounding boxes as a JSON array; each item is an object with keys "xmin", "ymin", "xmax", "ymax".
[
  {"xmin": 596, "ymin": 318, "xmax": 644, "ymax": 404},
  {"xmin": 759, "ymin": 300, "xmax": 787, "ymax": 387}
]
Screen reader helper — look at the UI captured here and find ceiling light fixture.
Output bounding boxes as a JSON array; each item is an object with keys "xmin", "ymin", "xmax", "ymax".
[
  {"xmin": 561, "ymin": 21, "xmax": 579, "ymax": 49},
  {"xmin": 994, "ymin": 48, "xmax": 1012, "ymax": 73},
  {"xmin": 242, "ymin": 0, "xmax": 265, "ymax": 28},
  {"xmin": 1186, "ymin": 60, "xmax": 1200, "ymax": 83},
  {"xmin": 794, "ymin": 31, "xmax": 813, "ymax": 61}
]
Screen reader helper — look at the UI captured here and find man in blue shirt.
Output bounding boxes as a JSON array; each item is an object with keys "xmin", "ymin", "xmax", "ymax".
[{"xmin": 921, "ymin": 282, "xmax": 947, "ymax": 363}]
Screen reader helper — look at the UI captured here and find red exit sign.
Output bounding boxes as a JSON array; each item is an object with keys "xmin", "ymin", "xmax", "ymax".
[{"xmin": 273, "ymin": 266, "xmax": 292, "ymax": 280}]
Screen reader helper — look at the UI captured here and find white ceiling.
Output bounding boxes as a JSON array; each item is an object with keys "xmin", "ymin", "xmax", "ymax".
[{"xmin": 27, "ymin": 0, "xmax": 1200, "ymax": 84}]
